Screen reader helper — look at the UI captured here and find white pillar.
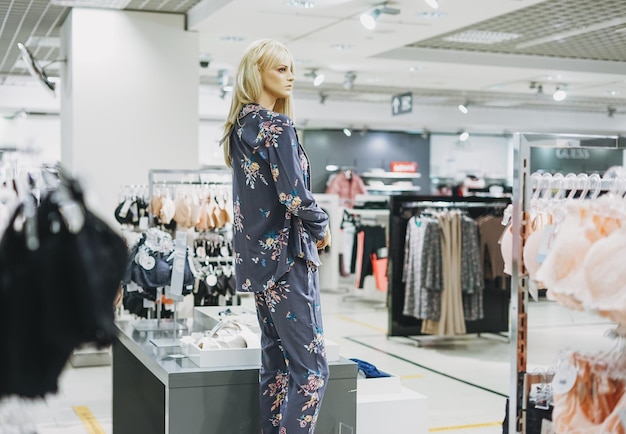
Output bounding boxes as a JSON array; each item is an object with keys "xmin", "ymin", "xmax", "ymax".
[{"xmin": 60, "ymin": 9, "xmax": 199, "ymax": 222}]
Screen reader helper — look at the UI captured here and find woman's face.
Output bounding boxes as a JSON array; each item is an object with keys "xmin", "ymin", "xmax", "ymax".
[{"xmin": 260, "ymin": 53, "xmax": 294, "ymax": 102}]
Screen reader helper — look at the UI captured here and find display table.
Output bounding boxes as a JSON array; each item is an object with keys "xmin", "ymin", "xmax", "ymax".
[{"xmin": 113, "ymin": 320, "xmax": 358, "ymax": 434}]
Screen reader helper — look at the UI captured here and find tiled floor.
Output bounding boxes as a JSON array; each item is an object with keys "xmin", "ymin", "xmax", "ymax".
[{"xmin": 1, "ymin": 286, "xmax": 615, "ymax": 434}]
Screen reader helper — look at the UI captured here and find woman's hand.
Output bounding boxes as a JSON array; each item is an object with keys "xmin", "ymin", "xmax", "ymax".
[{"xmin": 316, "ymin": 229, "xmax": 331, "ymax": 250}]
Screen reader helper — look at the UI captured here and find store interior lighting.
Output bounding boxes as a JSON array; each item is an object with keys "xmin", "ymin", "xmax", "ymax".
[
  {"xmin": 608, "ymin": 106, "xmax": 617, "ymax": 118},
  {"xmin": 305, "ymin": 69, "xmax": 325, "ymax": 86},
  {"xmin": 553, "ymin": 86, "xmax": 567, "ymax": 101},
  {"xmin": 360, "ymin": 3, "xmax": 400, "ymax": 30},
  {"xmin": 459, "ymin": 131, "xmax": 470, "ymax": 141},
  {"xmin": 343, "ymin": 127, "xmax": 352, "ymax": 137},
  {"xmin": 343, "ymin": 71, "xmax": 357, "ymax": 90},
  {"xmin": 458, "ymin": 103, "xmax": 469, "ymax": 114},
  {"xmin": 424, "ymin": 0, "xmax": 439, "ymax": 9}
]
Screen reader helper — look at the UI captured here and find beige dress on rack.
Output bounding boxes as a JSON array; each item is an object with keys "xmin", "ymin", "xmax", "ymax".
[{"xmin": 421, "ymin": 211, "xmax": 467, "ymax": 336}]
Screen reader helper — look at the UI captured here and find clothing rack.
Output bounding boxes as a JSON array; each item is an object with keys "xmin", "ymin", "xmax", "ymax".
[
  {"xmin": 507, "ymin": 133, "xmax": 622, "ymax": 434},
  {"xmin": 388, "ymin": 195, "xmax": 511, "ymax": 339}
]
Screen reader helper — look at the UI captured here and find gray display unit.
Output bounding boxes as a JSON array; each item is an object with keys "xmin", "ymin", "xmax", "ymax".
[{"xmin": 113, "ymin": 320, "xmax": 358, "ymax": 434}]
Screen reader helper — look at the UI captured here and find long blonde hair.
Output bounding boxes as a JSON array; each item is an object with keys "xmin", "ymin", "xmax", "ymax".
[{"xmin": 221, "ymin": 39, "xmax": 295, "ymax": 168}]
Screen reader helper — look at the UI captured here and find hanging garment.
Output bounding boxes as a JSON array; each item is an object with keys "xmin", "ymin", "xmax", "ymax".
[
  {"xmin": 461, "ymin": 215, "xmax": 484, "ymax": 321},
  {"xmin": 421, "ymin": 211, "xmax": 467, "ymax": 336},
  {"xmin": 476, "ymin": 214, "xmax": 507, "ymax": 290},
  {"xmin": 325, "ymin": 170, "xmax": 367, "ymax": 208},
  {"xmin": 0, "ymin": 170, "xmax": 128, "ymax": 398},
  {"xmin": 351, "ymin": 225, "xmax": 386, "ymax": 289},
  {"xmin": 402, "ymin": 216, "xmax": 442, "ymax": 320},
  {"xmin": 552, "ymin": 352, "xmax": 626, "ymax": 434}
]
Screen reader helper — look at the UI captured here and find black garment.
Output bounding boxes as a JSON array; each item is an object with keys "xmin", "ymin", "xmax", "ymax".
[
  {"xmin": 350, "ymin": 225, "xmax": 386, "ymax": 288},
  {"xmin": 0, "ymin": 172, "xmax": 128, "ymax": 398}
]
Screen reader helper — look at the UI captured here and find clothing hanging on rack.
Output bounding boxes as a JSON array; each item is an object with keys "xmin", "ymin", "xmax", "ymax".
[
  {"xmin": 388, "ymin": 195, "xmax": 510, "ymax": 338},
  {"xmin": 325, "ymin": 169, "xmax": 367, "ymax": 208},
  {"xmin": 0, "ymin": 165, "xmax": 128, "ymax": 398}
]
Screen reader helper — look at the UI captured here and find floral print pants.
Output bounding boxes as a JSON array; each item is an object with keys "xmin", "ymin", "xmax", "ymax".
[{"xmin": 254, "ymin": 260, "xmax": 328, "ymax": 434}]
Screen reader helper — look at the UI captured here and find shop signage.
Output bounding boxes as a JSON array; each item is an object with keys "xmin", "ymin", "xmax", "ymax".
[
  {"xmin": 390, "ymin": 161, "xmax": 418, "ymax": 173},
  {"xmin": 391, "ymin": 92, "xmax": 413, "ymax": 116},
  {"xmin": 555, "ymin": 148, "xmax": 591, "ymax": 160}
]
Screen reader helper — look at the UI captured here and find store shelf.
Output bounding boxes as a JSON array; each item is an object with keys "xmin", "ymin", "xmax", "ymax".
[
  {"xmin": 362, "ymin": 172, "xmax": 422, "ymax": 179},
  {"xmin": 366, "ymin": 185, "xmax": 422, "ymax": 192}
]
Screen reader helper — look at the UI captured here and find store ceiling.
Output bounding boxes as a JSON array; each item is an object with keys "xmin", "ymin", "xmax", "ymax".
[{"xmin": 1, "ymin": 0, "xmax": 626, "ymax": 116}]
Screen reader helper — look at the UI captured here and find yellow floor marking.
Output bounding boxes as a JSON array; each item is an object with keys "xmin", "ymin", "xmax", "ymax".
[
  {"xmin": 72, "ymin": 406, "xmax": 105, "ymax": 434},
  {"xmin": 399, "ymin": 374, "xmax": 424, "ymax": 379},
  {"xmin": 429, "ymin": 421, "xmax": 502, "ymax": 432},
  {"xmin": 335, "ymin": 314, "xmax": 387, "ymax": 333}
]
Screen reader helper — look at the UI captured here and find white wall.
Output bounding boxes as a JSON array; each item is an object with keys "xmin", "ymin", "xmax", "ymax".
[
  {"xmin": 429, "ymin": 134, "xmax": 513, "ymax": 184},
  {"xmin": 60, "ymin": 9, "xmax": 199, "ymax": 221},
  {"xmin": 0, "ymin": 115, "xmax": 61, "ymax": 163}
]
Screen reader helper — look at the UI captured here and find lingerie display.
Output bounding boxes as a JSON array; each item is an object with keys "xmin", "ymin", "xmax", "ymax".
[
  {"xmin": 0, "ymin": 165, "xmax": 128, "ymax": 398},
  {"xmin": 119, "ymin": 173, "xmax": 237, "ymax": 316}
]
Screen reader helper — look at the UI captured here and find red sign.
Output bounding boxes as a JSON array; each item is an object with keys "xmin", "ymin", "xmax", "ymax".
[{"xmin": 390, "ymin": 161, "xmax": 418, "ymax": 173}]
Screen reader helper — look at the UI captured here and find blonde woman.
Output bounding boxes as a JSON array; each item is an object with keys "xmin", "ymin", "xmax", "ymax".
[{"xmin": 222, "ymin": 39, "xmax": 331, "ymax": 434}]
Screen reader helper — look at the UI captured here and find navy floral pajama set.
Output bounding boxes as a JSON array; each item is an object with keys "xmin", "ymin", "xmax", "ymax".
[{"xmin": 229, "ymin": 103, "xmax": 329, "ymax": 434}]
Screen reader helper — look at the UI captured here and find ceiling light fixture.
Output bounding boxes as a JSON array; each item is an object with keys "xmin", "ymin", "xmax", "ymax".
[
  {"xmin": 424, "ymin": 0, "xmax": 439, "ymax": 9},
  {"xmin": 360, "ymin": 2, "xmax": 401, "ymax": 30},
  {"xmin": 459, "ymin": 131, "xmax": 469, "ymax": 142},
  {"xmin": 553, "ymin": 86, "xmax": 567, "ymax": 102},
  {"xmin": 608, "ymin": 106, "xmax": 617, "ymax": 118},
  {"xmin": 458, "ymin": 103, "xmax": 469, "ymax": 114},
  {"xmin": 343, "ymin": 71, "xmax": 357, "ymax": 90},
  {"xmin": 529, "ymin": 81, "xmax": 544, "ymax": 95},
  {"xmin": 343, "ymin": 128, "xmax": 352, "ymax": 137},
  {"xmin": 305, "ymin": 69, "xmax": 325, "ymax": 87}
]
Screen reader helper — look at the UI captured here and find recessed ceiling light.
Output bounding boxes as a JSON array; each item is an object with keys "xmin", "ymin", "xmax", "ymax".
[
  {"xmin": 286, "ymin": 0, "xmax": 315, "ymax": 7},
  {"xmin": 220, "ymin": 36, "xmax": 245, "ymax": 42},
  {"xmin": 444, "ymin": 30, "xmax": 521, "ymax": 44}
]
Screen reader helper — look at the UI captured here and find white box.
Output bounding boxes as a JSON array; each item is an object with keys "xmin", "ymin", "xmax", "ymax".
[
  {"xmin": 357, "ymin": 387, "xmax": 428, "ymax": 434},
  {"xmin": 357, "ymin": 375, "xmax": 401, "ymax": 395},
  {"xmin": 180, "ymin": 336, "xmax": 261, "ymax": 368}
]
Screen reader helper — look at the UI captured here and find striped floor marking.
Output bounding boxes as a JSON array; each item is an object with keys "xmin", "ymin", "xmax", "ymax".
[
  {"xmin": 399, "ymin": 374, "xmax": 425, "ymax": 379},
  {"xmin": 72, "ymin": 406, "xmax": 105, "ymax": 434},
  {"xmin": 429, "ymin": 421, "xmax": 502, "ymax": 432}
]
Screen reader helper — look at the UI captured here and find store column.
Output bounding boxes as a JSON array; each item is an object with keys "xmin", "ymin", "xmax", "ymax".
[{"xmin": 60, "ymin": 8, "xmax": 199, "ymax": 222}]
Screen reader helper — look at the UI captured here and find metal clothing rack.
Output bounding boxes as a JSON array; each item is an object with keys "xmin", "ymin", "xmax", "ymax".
[
  {"xmin": 507, "ymin": 133, "xmax": 622, "ymax": 434},
  {"xmin": 388, "ymin": 195, "xmax": 511, "ymax": 340},
  {"xmin": 148, "ymin": 168, "xmax": 232, "ymax": 223}
]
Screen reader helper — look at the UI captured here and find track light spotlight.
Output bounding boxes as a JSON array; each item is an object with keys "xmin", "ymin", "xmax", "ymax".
[
  {"xmin": 343, "ymin": 127, "xmax": 352, "ymax": 137},
  {"xmin": 424, "ymin": 0, "xmax": 439, "ymax": 9},
  {"xmin": 608, "ymin": 106, "xmax": 617, "ymax": 118},
  {"xmin": 305, "ymin": 69, "xmax": 325, "ymax": 86},
  {"xmin": 458, "ymin": 103, "xmax": 469, "ymax": 114},
  {"xmin": 553, "ymin": 85, "xmax": 567, "ymax": 101},
  {"xmin": 360, "ymin": 3, "xmax": 401, "ymax": 30},
  {"xmin": 459, "ymin": 131, "xmax": 469, "ymax": 141},
  {"xmin": 343, "ymin": 71, "xmax": 357, "ymax": 90}
]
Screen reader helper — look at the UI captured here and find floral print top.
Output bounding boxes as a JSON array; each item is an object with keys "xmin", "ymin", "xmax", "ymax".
[{"xmin": 230, "ymin": 104, "xmax": 328, "ymax": 292}]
